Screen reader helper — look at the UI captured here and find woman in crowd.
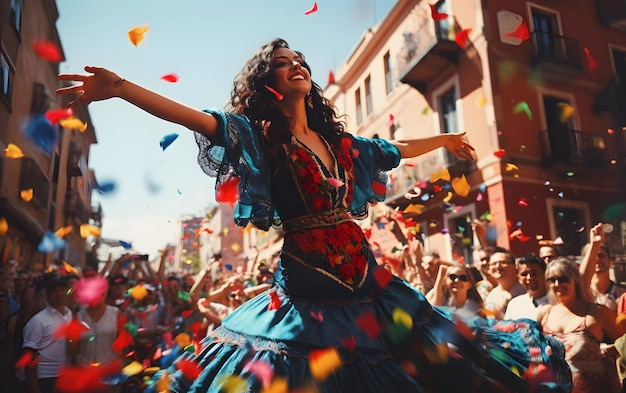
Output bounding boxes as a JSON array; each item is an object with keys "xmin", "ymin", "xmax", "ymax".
[
  {"xmin": 58, "ymin": 38, "xmax": 570, "ymax": 392},
  {"xmin": 426, "ymin": 263, "xmax": 483, "ymax": 320}
]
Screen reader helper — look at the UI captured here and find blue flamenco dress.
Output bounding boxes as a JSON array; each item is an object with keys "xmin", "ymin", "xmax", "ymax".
[{"xmin": 157, "ymin": 110, "xmax": 572, "ymax": 393}]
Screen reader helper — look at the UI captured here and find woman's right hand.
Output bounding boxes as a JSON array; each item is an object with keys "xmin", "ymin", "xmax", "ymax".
[{"xmin": 57, "ymin": 66, "xmax": 123, "ymax": 106}]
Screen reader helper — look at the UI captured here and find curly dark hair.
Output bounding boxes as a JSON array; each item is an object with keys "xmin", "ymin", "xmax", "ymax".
[{"xmin": 227, "ymin": 38, "xmax": 345, "ymax": 146}]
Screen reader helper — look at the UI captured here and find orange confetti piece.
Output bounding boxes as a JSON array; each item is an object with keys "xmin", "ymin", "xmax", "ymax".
[
  {"xmin": 304, "ymin": 1, "xmax": 318, "ymax": 15},
  {"xmin": 451, "ymin": 175, "xmax": 470, "ymax": 197},
  {"xmin": 55, "ymin": 225, "xmax": 72, "ymax": 238},
  {"xmin": 309, "ymin": 348, "xmax": 342, "ymax": 381},
  {"xmin": 430, "ymin": 167, "xmax": 451, "ymax": 183},
  {"xmin": 443, "ymin": 191, "xmax": 453, "ymax": 202},
  {"xmin": 429, "ymin": 4, "xmax": 448, "ymax": 21},
  {"xmin": 0, "ymin": 217, "xmax": 7, "ymax": 235},
  {"xmin": 21, "ymin": 188, "xmax": 33, "ymax": 202},
  {"xmin": 175, "ymin": 332, "xmax": 192, "ymax": 348},
  {"xmin": 130, "ymin": 285, "xmax": 148, "ymax": 301},
  {"xmin": 455, "ymin": 28, "xmax": 472, "ymax": 48},
  {"xmin": 476, "ymin": 95, "xmax": 487, "ymax": 106},
  {"xmin": 557, "ymin": 102, "xmax": 574, "ymax": 122},
  {"xmin": 5, "ymin": 143, "xmax": 24, "ymax": 158},
  {"xmin": 128, "ymin": 25, "xmax": 149, "ymax": 46},
  {"xmin": 32, "ymin": 39, "xmax": 62, "ymax": 62},
  {"xmin": 80, "ymin": 224, "xmax": 101, "ymax": 238}
]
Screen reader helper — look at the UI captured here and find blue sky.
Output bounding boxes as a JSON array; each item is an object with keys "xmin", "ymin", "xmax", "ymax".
[{"xmin": 55, "ymin": 0, "xmax": 397, "ymax": 258}]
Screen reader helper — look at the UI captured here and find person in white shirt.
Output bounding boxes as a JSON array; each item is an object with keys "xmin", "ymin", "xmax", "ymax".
[
  {"xmin": 21, "ymin": 275, "xmax": 72, "ymax": 393},
  {"xmin": 484, "ymin": 247, "xmax": 525, "ymax": 319},
  {"xmin": 504, "ymin": 253, "xmax": 549, "ymax": 321}
]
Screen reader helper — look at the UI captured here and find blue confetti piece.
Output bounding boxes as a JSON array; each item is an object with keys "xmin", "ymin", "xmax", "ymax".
[
  {"xmin": 479, "ymin": 183, "xmax": 487, "ymax": 193},
  {"xmin": 159, "ymin": 133, "xmax": 179, "ymax": 151},
  {"xmin": 421, "ymin": 193, "xmax": 430, "ymax": 201},
  {"xmin": 94, "ymin": 180, "xmax": 116, "ymax": 194},
  {"xmin": 24, "ymin": 114, "xmax": 58, "ymax": 155},
  {"xmin": 38, "ymin": 231, "xmax": 67, "ymax": 253},
  {"xmin": 516, "ymin": 221, "xmax": 523, "ymax": 227},
  {"xmin": 119, "ymin": 240, "xmax": 133, "ymax": 249}
]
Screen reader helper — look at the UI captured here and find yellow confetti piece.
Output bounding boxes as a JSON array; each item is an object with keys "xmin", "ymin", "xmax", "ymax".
[
  {"xmin": 122, "ymin": 360, "xmax": 144, "ymax": 376},
  {"xmin": 128, "ymin": 25, "xmax": 149, "ymax": 46},
  {"xmin": 616, "ymin": 313, "xmax": 626, "ymax": 325},
  {"xmin": 0, "ymin": 217, "xmax": 8, "ymax": 235},
  {"xmin": 443, "ymin": 191, "xmax": 453, "ymax": 202},
  {"xmin": 505, "ymin": 163, "xmax": 519, "ymax": 171},
  {"xmin": 430, "ymin": 167, "xmax": 450, "ymax": 183},
  {"xmin": 62, "ymin": 261, "xmax": 80, "ymax": 275},
  {"xmin": 475, "ymin": 95, "xmax": 487, "ymax": 106},
  {"xmin": 424, "ymin": 343, "xmax": 449, "ymax": 364},
  {"xmin": 393, "ymin": 307, "xmax": 413, "ymax": 330},
  {"xmin": 451, "ymin": 175, "xmax": 471, "ymax": 197},
  {"xmin": 261, "ymin": 377, "xmax": 288, "ymax": 393},
  {"xmin": 403, "ymin": 203, "xmax": 425, "ymax": 214},
  {"xmin": 130, "ymin": 285, "xmax": 148, "ymax": 301},
  {"xmin": 21, "ymin": 188, "xmax": 33, "ymax": 202},
  {"xmin": 80, "ymin": 224, "xmax": 101, "ymax": 238},
  {"xmin": 156, "ymin": 370, "xmax": 171, "ymax": 392},
  {"xmin": 557, "ymin": 102, "xmax": 575, "ymax": 123},
  {"xmin": 175, "ymin": 333, "xmax": 191, "ymax": 348},
  {"xmin": 511, "ymin": 365, "xmax": 521, "ymax": 377},
  {"xmin": 5, "ymin": 143, "xmax": 24, "ymax": 158},
  {"xmin": 54, "ymin": 225, "xmax": 73, "ymax": 238},
  {"xmin": 216, "ymin": 375, "xmax": 248, "ymax": 393},
  {"xmin": 309, "ymin": 347, "xmax": 342, "ymax": 381},
  {"xmin": 231, "ymin": 243, "xmax": 241, "ymax": 252},
  {"xmin": 59, "ymin": 117, "xmax": 88, "ymax": 132}
]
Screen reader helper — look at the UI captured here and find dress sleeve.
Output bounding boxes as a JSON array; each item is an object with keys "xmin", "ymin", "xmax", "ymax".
[
  {"xmin": 349, "ymin": 135, "xmax": 401, "ymax": 219},
  {"xmin": 194, "ymin": 109, "xmax": 279, "ymax": 230}
]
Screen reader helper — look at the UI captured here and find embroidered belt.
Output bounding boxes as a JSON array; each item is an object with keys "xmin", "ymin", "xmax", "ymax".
[{"xmin": 282, "ymin": 209, "xmax": 353, "ymax": 232}]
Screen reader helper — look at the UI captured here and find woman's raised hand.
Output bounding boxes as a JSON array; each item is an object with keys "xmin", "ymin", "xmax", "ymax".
[
  {"xmin": 57, "ymin": 66, "xmax": 122, "ymax": 106},
  {"xmin": 444, "ymin": 132, "xmax": 476, "ymax": 161}
]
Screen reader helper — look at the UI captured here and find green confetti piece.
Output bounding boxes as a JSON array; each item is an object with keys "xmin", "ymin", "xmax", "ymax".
[
  {"xmin": 422, "ymin": 107, "xmax": 429, "ymax": 115},
  {"xmin": 124, "ymin": 322, "xmax": 139, "ymax": 337},
  {"xmin": 513, "ymin": 101, "xmax": 532, "ymax": 120},
  {"xmin": 178, "ymin": 290, "xmax": 191, "ymax": 302},
  {"xmin": 184, "ymin": 344, "xmax": 195, "ymax": 353}
]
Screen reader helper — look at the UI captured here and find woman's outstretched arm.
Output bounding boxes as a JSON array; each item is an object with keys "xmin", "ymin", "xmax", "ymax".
[
  {"xmin": 57, "ymin": 66, "xmax": 218, "ymax": 138},
  {"xmin": 392, "ymin": 132, "xmax": 476, "ymax": 161}
]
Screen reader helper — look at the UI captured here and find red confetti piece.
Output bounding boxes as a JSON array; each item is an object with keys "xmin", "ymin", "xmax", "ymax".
[
  {"xmin": 177, "ymin": 358, "xmax": 203, "ymax": 381},
  {"xmin": 493, "ymin": 149, "xmax": 506, "ymax": 158},
  {"xmin": 56, "ymin": 364, "xmax": 115, "ymax": 393},
  {"xmin": 455, "ymin": 28, "xmax": 472, "ymax": 48},
  {"xmin": 429, "ymin": 4, "xmax": 448, "ymax": 21},
  {"xmin": 112, "ymin": 329, "xmax": 134, "ymax": 353},
  {"xmin": 160, "ymin": 73, "xmax": 180, "ymax": 83},
  {"xmin": 268, "ymin": 291, "xmax": 282, "ymax": 310},
  {"xmin": 356, "ymin": 310, "xmax": 380, "ymax": 339},
  {"xmin": 505, "ymin": 20, "xmax": 530, "ymax": 41},
  {"xmin": 327, "ymin": 178, "xmax": 344, "ymax": 188},
  {"xmin": 181, "ymin": 309, "xmax": 194, "ymax": 319},
  {"xmin": 583, "ymin": 47, "xmax": 597, "ymax": 72},
  {"xmin": 374, "ymin": 267, "xmax": 393, "ymax": 289},
  {"xmin": 264, "ymin": 85, "xmax": 284, "ymax": 100},
  {"xmin": 327, "ymin": 70, "xmax": 335, "ymax": 85},
  {"xmin": 54, "ymin": 318, "xmax": 89, "ymax": 341},
  {"xmin": 216, "ymin": 177, "xmax": 240, "ymax": 206},
  {"xmin": 338, "ymin": 334, "xmax": 357, "ymax": 352},
  {"xmin": 32, "ymin": 39, "xmax": 62, "ymax": 62},
  {"xmin": 371, "ymin": 181, "xmax": 387, "ymax": 195},
  {"xmin": 15, "ymin": 352, "xmax": 39, "ymax": 370},
  {"xmin": 304, "ymin": 1, "xmax": 318, "ymax": 15},
  {"xmin": 45, "ymin": 107, "xmax": 73, "ymax": 124},
  {"xmin": 310, "ymin": 310, "xmax": 324, "ymax": 323},
  {"xmin": 518, "ymin": 198, "xmax": 528, "ymax": 207},
  {"xmin": 433, "ymin": 185, "xmax": 443, "ymax": 193},
  {"xmin": 387, "ymin": 114, "xmax": 395, "ymax": 128},
  {"xmin": 351, "ymin": 148, "xmax": 360, "ymax": 158},
  {"xmin": 608, "ymin": 128, "xmax": 615, "ymax": 134}
]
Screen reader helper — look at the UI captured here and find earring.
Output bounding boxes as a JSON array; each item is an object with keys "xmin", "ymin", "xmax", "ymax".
[{"xmin": 306, "ymin": 93, "xmax": 313, "ymax": 109}]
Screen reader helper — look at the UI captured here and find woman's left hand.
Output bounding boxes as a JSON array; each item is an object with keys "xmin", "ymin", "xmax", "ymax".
[{"xmin": 445, "ymin": 132, "xmax": 476, "ymax": 161}]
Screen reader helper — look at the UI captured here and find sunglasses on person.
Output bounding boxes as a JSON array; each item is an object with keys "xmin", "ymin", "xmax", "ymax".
[
  {"xmin": 448, "ymin": 274, "xmax": 469, "ymax": 282},
  {"xmin": 547, "ymin": 275, "xmax": 571, "ymax": 284}
]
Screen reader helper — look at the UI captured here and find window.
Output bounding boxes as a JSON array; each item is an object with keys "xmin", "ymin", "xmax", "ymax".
[
  {"xmin": 439, "ymin": 87, "xmax": 458, "ymax": 134},
  {"xmin": 19, "ymin": 158, "xmax": 50, "ymax": 209},
  {"xmin": 365, "ymin": 75, "xmax": 373, "ymax": 115},
  {"xmin": 10, "ymin": 0, "xmax": 22, "ymax": 32},
  {"xmin": 383, "ymin": 52, "xmax": 393, "ymax": 94},
  {"xmin": 531, "ymin": 8, "xmax": 565, "ymax": 63},
  {"xmin": 355, "ymin": 88, "xmax": 363, "ymax": 125},
  {"xmin": 0, "ymin": 52, "xmax": 14, "ymax": 106}
]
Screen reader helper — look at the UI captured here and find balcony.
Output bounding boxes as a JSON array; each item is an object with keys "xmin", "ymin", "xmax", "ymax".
[
  {"xmin": 594, "ymin": 75, "xmax": 626, "ymax": 119},
  {"xmin": 64, "ymin": 191, "xmax": 89, "ymax": 222},
  {"xmin": 540, "ymin": 129, "xmax": 608, "ymax": 168},
  {"xmin": 530, "ymin": 31, "xmax": 583, "ymax": 77},
  {"xmin": 397, "ymin": 16, "xmax": 461, "ymax": 94},
  {"xmin": 596, "ymin": 0, "xmax": 626, "ymax": 32}
]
